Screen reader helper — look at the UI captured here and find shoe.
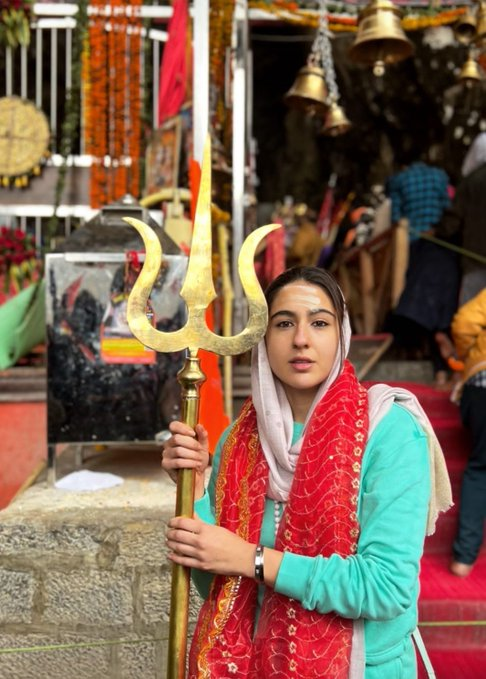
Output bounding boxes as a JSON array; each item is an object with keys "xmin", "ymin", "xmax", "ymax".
[{"xmin": 449, "ymin": 560, "xmax": 474, "ymax": 577}]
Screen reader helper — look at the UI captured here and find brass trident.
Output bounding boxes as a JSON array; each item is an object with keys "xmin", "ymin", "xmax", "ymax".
[{"xmin": 124, "ymin": 136, "xmax": 280, "ymax": 679}]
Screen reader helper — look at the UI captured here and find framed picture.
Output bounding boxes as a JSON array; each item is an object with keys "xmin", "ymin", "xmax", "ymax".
[{"xmin": 145, "ymin": 115, "xmax": 182, "ymax": 195}]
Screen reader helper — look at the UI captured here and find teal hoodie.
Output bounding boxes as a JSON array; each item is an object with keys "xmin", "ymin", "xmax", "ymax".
[{"xmin": 193, "ymin": 402, "xmax": 430, "ymax": 678}]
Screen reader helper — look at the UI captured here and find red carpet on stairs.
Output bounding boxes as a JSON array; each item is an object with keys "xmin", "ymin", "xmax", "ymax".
[{"xmin": 380, "ymin": 382, "xmax": 486, "ymax": 679}]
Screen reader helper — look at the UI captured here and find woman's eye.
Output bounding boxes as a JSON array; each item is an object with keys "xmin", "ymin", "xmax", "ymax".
[
  {"xmin": 312, "ymin": 320, "xmax": 328, "ymax": 328},
  {"xmin": 276, "ymin": 320, "xmax": 292, "ymax": 328}
]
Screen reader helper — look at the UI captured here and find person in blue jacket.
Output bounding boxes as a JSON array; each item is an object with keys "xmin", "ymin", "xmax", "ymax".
[{"xmin": 163, "ymin": 266, "xmax": 452, "ymax": 678}]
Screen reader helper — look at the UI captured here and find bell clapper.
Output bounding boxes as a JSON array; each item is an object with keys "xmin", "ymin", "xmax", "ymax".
[{"xmin": 373, "ymin": 60, "xmax": 386, "ymax": 77}]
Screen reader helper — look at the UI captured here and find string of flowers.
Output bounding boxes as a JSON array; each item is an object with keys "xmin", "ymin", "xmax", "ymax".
[
  {"xmin": 127, "ymin": 2, "xmax": 142, "ymax": 198},
  {"xmin": 85, "ymin": 0, "xmax": 142, "ymax": 209},
  {"xmin": 86, "ymin": 0, "xmax": 109, "ymax": 207},
  {"xmin": 113, "ymin": 2, "xmax": 128, "ymax": 200},
  {"xmin": 209, "ymin": 0, "xmax": 235, "ymax": 152},
  {"xmin": 248, "ymin": 1, "xmax": 468, "ymax": 31}
]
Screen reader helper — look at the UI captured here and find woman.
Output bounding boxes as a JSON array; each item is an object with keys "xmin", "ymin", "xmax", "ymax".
[{"xmin": 163, "ymin": 266, "xmax": 452, "ymax": 678}]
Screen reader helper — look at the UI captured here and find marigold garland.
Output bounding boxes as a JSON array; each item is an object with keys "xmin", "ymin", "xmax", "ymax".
[
  {"xmin": 128, "ymin": 9, "xmax": 142, "ymax": 198},
  {"xmin": 209, "ymin": 0, "xmax": 235, "ymax": 153},
  {"xmin": 85, "ymin": 0, "xmax": 142, "ymax": 209},
  {"xmin": 248, "ymin": 1, "xmax": 468, "ymax": 31}
]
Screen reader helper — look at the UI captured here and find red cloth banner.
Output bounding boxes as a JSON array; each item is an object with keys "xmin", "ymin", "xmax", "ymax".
[{"xmin": 158, "ymin": 0, "xmax": 191, "ymax": 126}]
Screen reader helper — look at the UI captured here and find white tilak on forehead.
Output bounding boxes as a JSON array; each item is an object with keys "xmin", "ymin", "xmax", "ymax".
[{"xmin": 270, "ymin": 284, "xmax": 335, "ymax": 314}]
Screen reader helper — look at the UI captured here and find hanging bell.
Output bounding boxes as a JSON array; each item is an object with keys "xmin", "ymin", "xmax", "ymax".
[
  {"xmin": 454, "ymin": 11, "xmax": 477, "ymax": 45},
  {"xmin": 459, "ymin": 54, "xmax": 483, "ymax": 83},
  {"xmin": 349, "ymin": 0, "xmax": 414, "ymax": 77},
  {"xmin": 284, "ymin": 64, "xmax": 329, "ymax": 117},
  {"xmin": 321, "ymin": 101, "xmax": 352, "ymax": 137}
]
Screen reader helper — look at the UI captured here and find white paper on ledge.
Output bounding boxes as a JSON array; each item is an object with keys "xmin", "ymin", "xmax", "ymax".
[{"xmin": 55, "ymin": 470, "xmax": 124, "ymax": 492}]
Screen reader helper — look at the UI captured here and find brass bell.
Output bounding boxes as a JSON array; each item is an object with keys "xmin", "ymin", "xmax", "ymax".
[
  {"xmin": 459, "ymin": 54, "xmax": 483, "ymax": 83},
  {"xmin": 321, "ymin": 101, "xmax": 352, "ymax": 137},
  {"xmin": 284, "ymin": 64, "xmax": 329, "ymax": 116},
  {"xmin": 454, "ymin": 11, "xmax": 477, "ymax": 45},
  {"xmin": 349, "ymin": 0, "xmax": 414, "ymax": 77}
]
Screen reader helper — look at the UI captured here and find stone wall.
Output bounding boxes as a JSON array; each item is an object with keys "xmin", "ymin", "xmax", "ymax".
[{"xmin": 0, "ymin": 472, "xmax": 202, "ymax": 679}]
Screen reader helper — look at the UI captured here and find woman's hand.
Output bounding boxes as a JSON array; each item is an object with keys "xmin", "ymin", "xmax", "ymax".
[
  {"xmin": 166, "ymin": 516, "xmax": 255, "ymax": 578},
  {"xmin": 161, "ymin": 421, "xmax": 210, "ymax": 499}
]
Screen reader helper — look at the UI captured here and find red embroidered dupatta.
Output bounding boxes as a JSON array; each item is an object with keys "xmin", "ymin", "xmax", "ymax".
[{"xmin": 189, "ymin": 361, "xmax": 368, "ymax": 678}]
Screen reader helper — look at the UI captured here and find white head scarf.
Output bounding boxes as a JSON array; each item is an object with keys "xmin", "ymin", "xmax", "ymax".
[{"xmin": 462, "ymin": 132, "xmax": 486, "ymax": 177}]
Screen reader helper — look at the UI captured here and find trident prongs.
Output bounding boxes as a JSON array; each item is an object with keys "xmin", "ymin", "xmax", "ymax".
[{"xmin": 124, "ymin": 138, "xmax": 280, "ymax": 357}]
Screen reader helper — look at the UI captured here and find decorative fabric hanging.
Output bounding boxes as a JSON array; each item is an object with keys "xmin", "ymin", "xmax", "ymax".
[{"xmin": 158, "ymin": 0, "xmax": 192, "ymax": 126}]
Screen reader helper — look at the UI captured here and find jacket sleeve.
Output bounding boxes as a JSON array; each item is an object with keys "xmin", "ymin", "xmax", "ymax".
[
  {"xmin": 451, "ymin": 289, "xmax": 486, "ymax": 359},
  {"xmin": 274, "ymin": 404, "xmax": 430, "ymax": 621}
]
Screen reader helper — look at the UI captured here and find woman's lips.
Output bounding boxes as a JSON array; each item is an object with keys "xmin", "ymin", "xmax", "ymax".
[{"xmin": 290, "ymin": 359, "xmax": 313, "ymax": 371}]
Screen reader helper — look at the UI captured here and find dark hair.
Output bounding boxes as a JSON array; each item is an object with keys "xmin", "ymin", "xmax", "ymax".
[{"xmin": 264, "ymin": 266, "xmax": 346, "ymax": 363}]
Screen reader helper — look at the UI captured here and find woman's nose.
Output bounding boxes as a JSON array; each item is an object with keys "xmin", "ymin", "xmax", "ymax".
[{"xmin": 293, "ymin": 324, "xmax": 309, "ymax": 347}]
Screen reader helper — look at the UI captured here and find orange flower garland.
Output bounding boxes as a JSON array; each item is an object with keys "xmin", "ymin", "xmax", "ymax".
[
  {"xmin": 127, "ymin": 5, "xmax": 142, "ymax": 198},
  {"xmin": 209, "ymin": 0, "xmax": 235, "ymax": 149},
  {"xmin": 85, "ymin": 0, "xmax": 142, "ymax": 208},
  {"xmin": 248, "ymin": 1, "xmax": 468, "ymax": 32}
]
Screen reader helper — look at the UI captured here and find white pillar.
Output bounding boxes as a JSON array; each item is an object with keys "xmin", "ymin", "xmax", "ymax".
[
  {"xmin": 192, "ymin": 0, "xmax": 209, "ymax": 165},
  {"xmin": 232, "ymin": 0, "xmax": 249, "ymax": 333}
]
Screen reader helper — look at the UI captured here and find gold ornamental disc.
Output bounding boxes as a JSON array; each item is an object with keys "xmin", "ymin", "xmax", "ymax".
[{"xmin": 0, "ymin": 96, "xmax": 50, "ymax": 177}]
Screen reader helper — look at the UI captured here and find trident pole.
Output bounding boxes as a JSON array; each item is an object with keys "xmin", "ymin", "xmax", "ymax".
[{"xmin": 125, "ymin": 137, "xmax": 280, "ymax": 678}]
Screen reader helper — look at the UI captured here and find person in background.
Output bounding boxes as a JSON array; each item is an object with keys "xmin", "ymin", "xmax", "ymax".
[
  {"xmin": 386, "ymin": 150, "xmax": 450, "ymax": 244},
  {"xmin": 386, "ymin": 150, "xmax": 458, "ymax": 386},
  {"xmin": 437, "ymin": 132, "xmax": 486, "ymax": 306},
  {"xmin": 162, "ymin": 266, "xmax": 452, "ymax": 678},
  {"xmin": 286, "ymin": 204, "xmax": 324, "ymax": 267},
  {"xmin": 447, "ymin": 288, "xmax": 486, "ymax": 577}
]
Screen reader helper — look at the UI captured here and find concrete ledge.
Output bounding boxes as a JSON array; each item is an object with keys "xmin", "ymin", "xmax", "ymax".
[{"xmin": 0, "ymin": 445, "xmax": 203, "ymax": 679}]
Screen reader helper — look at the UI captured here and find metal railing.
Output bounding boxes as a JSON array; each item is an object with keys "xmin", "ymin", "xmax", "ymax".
[{"xmin": 0, "ymin": 3, "xmax": 169, "ymax": 244}]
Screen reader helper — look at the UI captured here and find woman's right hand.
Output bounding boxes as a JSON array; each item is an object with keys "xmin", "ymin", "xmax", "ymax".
[{"xmin": 161, "ymin": 421, "xmax": 210, "ymax": 499}]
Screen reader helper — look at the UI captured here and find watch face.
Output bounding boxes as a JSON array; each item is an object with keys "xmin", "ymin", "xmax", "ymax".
[{"xmin": 0, "ymin": 96, "xmax": 50, "ymax": 177}]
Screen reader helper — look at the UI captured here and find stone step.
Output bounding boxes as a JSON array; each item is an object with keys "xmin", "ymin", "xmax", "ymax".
[
  {"xmin": 419, "ymin": 553, "xmax": 486, "ymax": 650},
  {"xmin": 418, "ymin": 649, "xmax": 486, "ymax": 679},
  {"xmin": 0, "ymin": 445, "xmax": 195, "ymax": 678},
  {"xmin": 0, "ymin": 367, "xmax": 46, "ymax": 402}
]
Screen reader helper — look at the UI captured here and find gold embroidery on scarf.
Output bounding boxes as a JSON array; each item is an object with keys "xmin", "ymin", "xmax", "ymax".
[
  {"xmin": 197, "ymin": 400, "xmax": 260, "ymax": 675},
  {"xmin": 196, "ymin": 576, "xmax": 243, "ymax": 677},
  {"xmin": 214, "ymin": 400, "xmax": 251, "ymax": 522},
  {"xmin": 237, "ymin": 426, "xmax": 261, "ymax": 539}
]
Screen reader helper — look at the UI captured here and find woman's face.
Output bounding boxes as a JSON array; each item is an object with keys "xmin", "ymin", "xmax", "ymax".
[{"xmin": 265, "ymin": 280, "xmax": 340, "ymax": 412}]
